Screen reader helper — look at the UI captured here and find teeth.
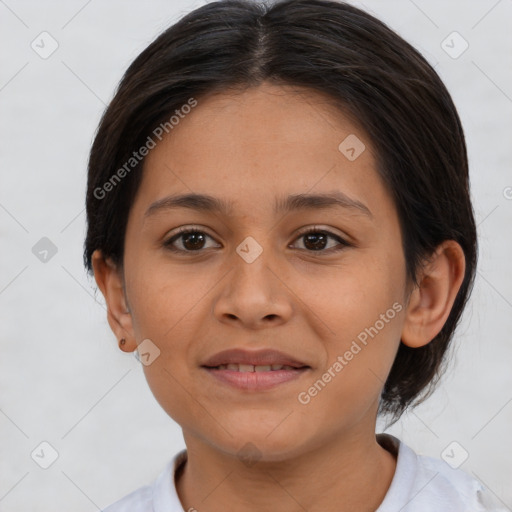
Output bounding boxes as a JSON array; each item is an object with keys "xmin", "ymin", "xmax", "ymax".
[
  {"xmin": 255, "ymin": 365, "xmax": 272, "ymax": 372},
  {"xmin": 214, "ymin": 364, "xmax": 297, "ymax": 372}
]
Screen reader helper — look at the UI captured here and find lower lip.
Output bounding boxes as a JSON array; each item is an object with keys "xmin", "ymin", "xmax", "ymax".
[{"xmin": 202, "ymin": 367, "xmax": 309, "ymax": 391}]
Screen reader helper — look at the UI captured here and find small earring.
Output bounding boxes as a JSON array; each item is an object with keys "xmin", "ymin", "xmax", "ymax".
[{"xmin": 119, "ymin": 338, "xmax": 126, "ymax": 347}]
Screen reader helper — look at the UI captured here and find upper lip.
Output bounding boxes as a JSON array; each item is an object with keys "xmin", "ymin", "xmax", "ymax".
[{"xmin": 202, "ymin": 348, "xmax": 310, "ymax": 368}]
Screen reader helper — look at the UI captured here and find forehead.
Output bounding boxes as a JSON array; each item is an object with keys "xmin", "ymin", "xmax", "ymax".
[{"xmin": 132, "ymin": 82, "xmax": 393, "ymax": 222}]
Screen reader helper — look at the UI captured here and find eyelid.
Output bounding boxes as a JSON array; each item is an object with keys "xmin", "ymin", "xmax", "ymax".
[
  {"xmin": 292, "ymin": 224, "xmax": 347, "ymax": 240},
  {"xmin": 166, "ymin": 224, "xmax": 214, "ymax": 238}
]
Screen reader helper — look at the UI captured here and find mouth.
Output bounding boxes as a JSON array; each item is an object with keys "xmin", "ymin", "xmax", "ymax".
[
  {"xmin": 202, "ymin": 347, "xmax": 309, "ymax": 369},
  {"xmin": 201, "ymin": 348, "xmax": 311, "ymax": 391}
]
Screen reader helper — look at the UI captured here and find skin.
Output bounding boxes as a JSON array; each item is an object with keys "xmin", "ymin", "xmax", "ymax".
[{"xmin": 92, "ymin": 82, "xmax": 465, "ymax": 512}]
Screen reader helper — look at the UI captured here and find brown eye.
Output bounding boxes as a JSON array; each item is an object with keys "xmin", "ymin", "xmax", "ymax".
[
  {"xmin": 164, "ymin": 229, "xmax": 220, "ymax": 252},
  {"xmin": 292, "ymin": 228, "xmax": 350, "ymax": 253},
  {"xmin": 179, "ymin": 231, "xmax": 206, "ymax": 251}
]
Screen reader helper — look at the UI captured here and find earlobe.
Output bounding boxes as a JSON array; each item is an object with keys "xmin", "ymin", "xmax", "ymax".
[
  {"xmin": 91, "ymin": 249, "xmax": 137, "ymax": 351},
  {"xmin": 401, "ymin": 240, "xmax": 466, "ymax": 348}
]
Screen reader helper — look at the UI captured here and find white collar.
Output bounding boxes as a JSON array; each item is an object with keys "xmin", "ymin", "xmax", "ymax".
[{"xmin": 148, "ymin": 433, "xmax": 489, "ymax": 512}]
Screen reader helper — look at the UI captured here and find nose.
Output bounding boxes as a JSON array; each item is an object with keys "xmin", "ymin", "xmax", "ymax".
[{"xmin": 211, "ymin": 240, "xmax": 293, "ymax": 330}]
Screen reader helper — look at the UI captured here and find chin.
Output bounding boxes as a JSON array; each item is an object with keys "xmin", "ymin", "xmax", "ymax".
[{"xmin": 214, "ymin": 422, "xmax": 309, "ymax": 464}]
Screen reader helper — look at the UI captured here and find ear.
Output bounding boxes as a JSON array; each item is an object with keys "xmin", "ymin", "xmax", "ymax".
[
  {"xmin": 91, "ymin": 249, "xmax": 137, "ymax": 352},
  {"xmin": 401, "ymin": 240, "xmax": 466, "ymax": 348}
]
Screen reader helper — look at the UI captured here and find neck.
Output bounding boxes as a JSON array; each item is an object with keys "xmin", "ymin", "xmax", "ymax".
[{"xmin": 176, "ymin": 425, "xmax": 397, "ymax": 512}]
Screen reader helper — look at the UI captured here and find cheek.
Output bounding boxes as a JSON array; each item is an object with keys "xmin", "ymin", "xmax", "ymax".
[
  {"xmin": 126, "ymin": 257, "xmax": 213, "ymax": 340},
  {"xmin": 296, "ymin": 305, "xmax": 404, "ymax": 432},
  {"xmin": 141, "ymin": 359, "xmax": 219, "ymax": 443},
  {"xmin": 126, "ymin": 265, "xmax": 213, "ymax": 428},
  {"xmin": 298, "ymin": 251, "xmax": 405, "ymax": 400},
  {"xmin": 300, "ymin": 249, "xmax": 405, "ymax": 337}
]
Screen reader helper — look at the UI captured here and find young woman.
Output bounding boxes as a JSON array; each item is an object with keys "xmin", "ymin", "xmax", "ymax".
[{"xmin": 84, "ymin": 0, "xmax": 503, "ymax": 510}]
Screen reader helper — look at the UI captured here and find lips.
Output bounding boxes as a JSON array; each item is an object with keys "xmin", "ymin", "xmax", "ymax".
[
  {"xmin": 201, "ymin": 348, "xmax": 310, "ymax": 370},
  {"xmin": 201, "ymin": 348, "xmax": 311, "ymax": 390}
]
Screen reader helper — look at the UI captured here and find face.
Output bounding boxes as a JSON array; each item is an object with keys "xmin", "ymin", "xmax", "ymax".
[{"xmin": 121, "ymin": 82, "xmax": 409, "ymax": 461}]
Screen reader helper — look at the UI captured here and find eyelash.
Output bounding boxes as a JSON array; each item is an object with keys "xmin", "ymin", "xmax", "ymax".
[{"xmin": 163, "ymin": 226, "xmax": 351, "ymax": 255}]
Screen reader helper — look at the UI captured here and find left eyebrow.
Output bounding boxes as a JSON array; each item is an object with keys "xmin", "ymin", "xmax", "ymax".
[
  {"xmin": 144, "ymin": 191, "xmax": 373, "ymax": 220},
  {"xmin": 275, "ymin": 191, "xmax": 373, "ymax": 218}
]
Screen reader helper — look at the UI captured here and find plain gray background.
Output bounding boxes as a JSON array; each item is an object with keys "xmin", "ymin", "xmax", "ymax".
[{"xmin": 1, "ymin": 0, "xmax": 511, "ymax": 510}]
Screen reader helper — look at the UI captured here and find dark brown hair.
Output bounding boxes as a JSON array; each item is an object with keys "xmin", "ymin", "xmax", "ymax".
[{"xmin": 84, "ymin": 0, "xmax": 477, "ymax": 424}]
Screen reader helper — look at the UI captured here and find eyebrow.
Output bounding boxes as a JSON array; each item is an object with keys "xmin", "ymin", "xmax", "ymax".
[{"xmin": 144, "ymin": 191, "xmax": 373, "ymax": 219}]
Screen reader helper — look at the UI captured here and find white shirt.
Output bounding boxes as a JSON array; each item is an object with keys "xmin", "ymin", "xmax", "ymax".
[{"xmin": 103, "ymin": 434, "xmax": 507, "ymax": 511}]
